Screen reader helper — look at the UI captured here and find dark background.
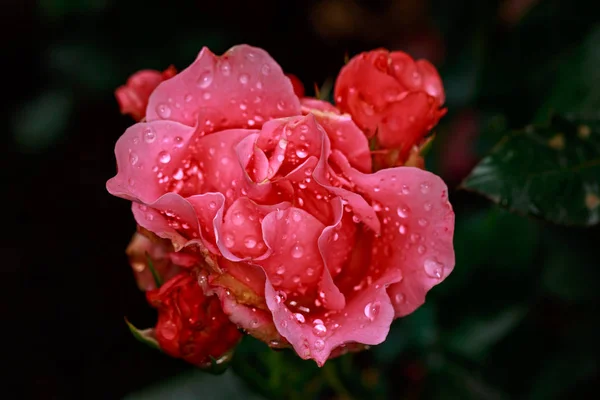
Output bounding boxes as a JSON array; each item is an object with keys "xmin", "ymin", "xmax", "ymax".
[{"xmin": 3, "ymin": 0, "xmax": 599, "ymax": 398}]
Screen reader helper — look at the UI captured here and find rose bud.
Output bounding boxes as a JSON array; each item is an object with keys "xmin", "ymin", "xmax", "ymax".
[
  {"xmin": 115, "ymin": 65, "xmax": 177, "ymax": 121},
  {"xmin": 334, "ymin": 49, "xmax": 446, "ymax": 162}
]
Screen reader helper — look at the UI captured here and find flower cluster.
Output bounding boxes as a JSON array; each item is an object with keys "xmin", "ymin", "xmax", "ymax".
[{"xmin": 108, "ymin": 45, "xmax": 454, "ymax": 367}]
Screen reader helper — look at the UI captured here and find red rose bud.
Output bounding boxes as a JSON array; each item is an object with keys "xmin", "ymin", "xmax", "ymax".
[
  {"xmin": 146, "ymin": 273, "xmax": 242, "ymax": 367},
  {"xmin": 334, "ymin": 49, "xmax": 446, "ymax": 161},
  {"xmin": 115, "ymin": 65, "xmax": 177, "ymax": 121}
]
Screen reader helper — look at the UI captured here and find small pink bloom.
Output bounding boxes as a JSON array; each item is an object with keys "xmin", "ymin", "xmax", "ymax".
[
  {"xmin": 108, "ymin": 44, "xmax": 454, "ymax": 366},
  {"xmin": 334, "ymin": 49, "xmax": 446, "ymax": 161},
  {"xmin": 115, "ymin": 66, "xmax": 177, "ymax": 121}
]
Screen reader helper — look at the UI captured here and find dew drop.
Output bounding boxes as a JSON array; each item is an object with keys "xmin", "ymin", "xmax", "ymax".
[
  {"xmin": 232, "ymin": 212, "xmax": 245, "ymax": 226},
  {"xmin": 401, "ymin": 185, "xmax": 410, "ymax": 195},
  {"xmin": 424, "ymin": 259, "xmax": 444, "ymax": 279},
  {"xmin": 423, "ymin": 202, "xmax": 432, "ymax": 211},
  {"xmin": 173, "ymin": 136, "xmax": 184, "ymax": 147},
  {"xmin": 219, "ymin": 60, "xmax": 231, "ymax": 76},
  {"xmin": 239, "ymin": 73, "xmax": 250, "ymax": 84},
  {"xmin": 275, "ymin": 290, "xmax": 287, "ymax": 303},
  {"xmin": 209, "ymin": 201, "xmax": 217, "ymax": 209},
  {"xmin": 158, "ymin": 151, "xmax": 171, "ymax": 164},
  {"xmin": 156, "ymin": 103, "xmax": 172, "ymax": 119},
  {"xmin": 364, "ymin": 301, "xmax": 380, "ymax": 321},
  {"xmin": 291, "ymin": 245, "xmax": 304, "ymax": 259},
  {"xmin": 306, "ymin": 268, "xmax": 315, "ymax": 277},
  {"xmin": 261, "ymin": 64, "xmax": 271, "ymax": 75},
  {"xmin": 312, "ymin": 320, "xmax": 327, "ymax": 337},
  {"xmin": 294, "ymin": 313, "xmax": 306, "ymax": 323},
  {"xmin": 314, "ymin": 339, "xmax": 325, "ymax": 351},
  {"xmin": 333, "ymin": 233, "xmax": 339, "ymax": 241},
  {"xmin": 244, "ymin": 237, "xmax": 257, "ymax": 249},
  {"xmin": 173, "ymin": 168, "xmax": 184, "ymax": 180},
  {"xmin": 223, "ymin": 234, "xmax": 235, "ymax": 248},
  {"xmin": 397, "ymin": 206, "xmax": 408, "ymax": 218},
  {"xmin": 143, "ymin": 127, "xmax": 156, "ymax": 143},
  {"xmin": 129, "ymin": 152, "xmax": 139, "ymax": 165},
  {"xmin": 410, "ymin": 233, "xmax": 420, "ymax": 243},
  {"xmin": 394, "ymin": 293, "xmax": 404, "ymax": 304},
  {"xmin": 292, "ymin": 275, "xmax": 301, "ymax": 284},
  {"xmin": 417, "ymin": 245, "xmax": 426, "ymax": 254},
  {"xmin": 292, "ymin": 211, "xmax": 302, "ymax": 222},
  {"xmin": 296, "ymin": 147, "xmax": 308, "ymax": 159},
  {"xmin": 184, "ymin": 94, "xmax": 193, "ymax": 103},
  {"xmin": 197, "ymin": 69, "xmax": 214, "ymax": 88},
  {"xmin": 420, "ymin": 182, "xmax": 431, "ymax": 194},
  {"xmin": 276, "ymin": 265, "xmax": 286, "ymax": 275},
  {"xmin": 399, "ymin": 224, "xmax": 407, "ymax": 234},
  {"xmin": 418, "ymin": 218, "xmax": 428, "ymax": 227},
  {"xmin": 277, "ymin": 100, "xmax": 286, "ymax": 111}
]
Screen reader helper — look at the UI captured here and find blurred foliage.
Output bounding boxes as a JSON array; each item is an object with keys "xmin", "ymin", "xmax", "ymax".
[{"xmin": 10, "ymin": 0, "xmax": 600, "ymax": 399}]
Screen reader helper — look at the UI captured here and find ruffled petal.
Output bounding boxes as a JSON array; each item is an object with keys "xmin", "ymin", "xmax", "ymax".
[
  {"xmin": 331, "ymin": 152, "xmax": 455, "ymax": 317},
  {"xmin": 146, "ymin": 45, "xmax": 301, "ymax": 129}
]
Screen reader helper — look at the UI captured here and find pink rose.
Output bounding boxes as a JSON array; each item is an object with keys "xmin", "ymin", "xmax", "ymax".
[
  {"xmin": 107, "ymin": 45, "xmax": 454, "ymax": 366},
  {"xmin": 334, "ymin": 49, "xmax": 446, "ymax": 162}
]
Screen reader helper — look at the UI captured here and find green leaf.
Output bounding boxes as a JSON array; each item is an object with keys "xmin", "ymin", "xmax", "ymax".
[
  {"xmin": 535, "ymin": 26, "xmax": 600, "ymax": 121},
  {"xmin": 125, "ymin": 318, "xmax": 160, "ymax": 350},
  {"xmin": 461, "ymin": 114, "xmax": 600, "ymax": 226},
  {"xmin": 145, "ymin": 252, "xmax": 163, "ymax": 287}
]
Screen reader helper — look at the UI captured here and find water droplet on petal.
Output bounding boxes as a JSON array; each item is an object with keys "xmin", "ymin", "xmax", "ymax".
[
  {"xmin": 261, "ymin": 64, "xmax": 271, "ymax": 75},
  {"xmin": 291, "ymin": 244, "xmax": 304, "ymax": 258},
  {"xmin": 219, "ymin": 60, "xmax": 231, "ymax": 75},
  {"xmin": 296, "ymin": 147, "xmax": 308, "ymax": 159},
  {"xmin": 424, "ymin": 202, "xmax": 432, "ymax": 211},
  {"xmin": 277, "ymin": 100, "xmax": 286, "ymax": 111},
  {"xmin": 143, "ymin": 127, "xmax": 156, "ymax": 143},
  {"xmin": 244, "ymin": 237, "xmax": 257, "ymax": 249},
  {"xmin": 158, "ymin": 151, "xmax": 171, "ymax": 164},
  {"xmin": 399, "ymin": 224, "xmax": 407, "ymax": 234},
  {"xmin": 314, "ymin": 339, "xmax": 325, "ymax": 351},
  {"xmin": 417, "ymin": 245, "xmax": 426, "ymax": 254},
  {"xmin": 397, "ymin": 207, "xmax": 408, "ymax": 218},
  {"xmin": 306, "ymin": 268, "xmax": 314, "ymax": 276},
  {"xmin": 312, "ymin": 320, "xmax": 327, "ymax": 337},
  {"xmin": 424, "ymin": 259, "xmax": 444, "ymax": 279},
  {"xmin": 173, "ymin": 168, "xmax": 184, "ymax": 180},
  {"xmin": 197, "ymin": 69, "xmax": 214, "ymax": 88},
  {"xmin": 129, "ymin": 152, "xmax": 139, "ymax": 165},
  {"xmin": 276, "ymin": 265, "xmax": 286, "ymax": 275},
  {"xmin": 173, "ymin": 136, "xmax": 184, "ymax": 147},
  {"xmin": 223, "ymin": 234, "xmax": 235, "ymax": 248},
  {"xmin": 239, "ymin": 73, "xmax": 249, "ymax": 84},
  {"xmin": 156, "ymin": 103, "xmax": 172, "ymax": 119},
  {"xmin": 232, "ymin": 212, "xmax": 245, "ymax": 226},
  {"xmin": 401, "ymin": 185, "xmax": 410, "ymax": 195},
  {"xmin": 418, "ymin": 218, "xmax": 428, "ymax": 227},
  {"xmin": 394, "ymin": 293, "xmax": 404, "ymax": 304},
  {"xmin": 294, "ymin": 313, "xmax": 306, "ymax": 323},
  {"xmin": 420, "ymin": 182, "xmax": 431, "ymax": 194},
  {"xmin": 292, "ymin": 211, "xmax": 302, "ymax": 222},
  {"xmin": 364, "ymin": 301, "xmax": 380, "ymax": 321}
]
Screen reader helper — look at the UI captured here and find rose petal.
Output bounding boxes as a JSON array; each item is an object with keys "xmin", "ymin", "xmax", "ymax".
[
  {"xmin": 331, "ymin": 152, "xmax": 455, "ymax": 317},
  {"xmin": 106, "ymin": 120, "xmax": 197, "ymax": 203},
  {"xmin": 301, "ymin": 104, "xmax": 372, "ymax": 173},
  {"xmin": 377, "ymin": 92, "xmax": 445, "ymax": 153},
  {"xmin": 258, "ymin": 207, "xmax": 325, "ymax": 293},
  {"xmin": 263, "ymin": 277, "xmax": 395, "ymax": 367},
  {"xmin": 126, "ymin": 232, "xmax": 182, "ymax": 291},
  {"xmin": 215, "ymin": 198, "xmax": 291, "ymax": 261},
  {"xmin": 415, "ymin": 60, "xmax": 445, "ymax": 104},
  {"xmin": 131, "ymin": 193, "xmax": 203, "ymax": 252},
  {"xmin": 146, "ymin": 45, "xmax": 301, "ymax": 129}
]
